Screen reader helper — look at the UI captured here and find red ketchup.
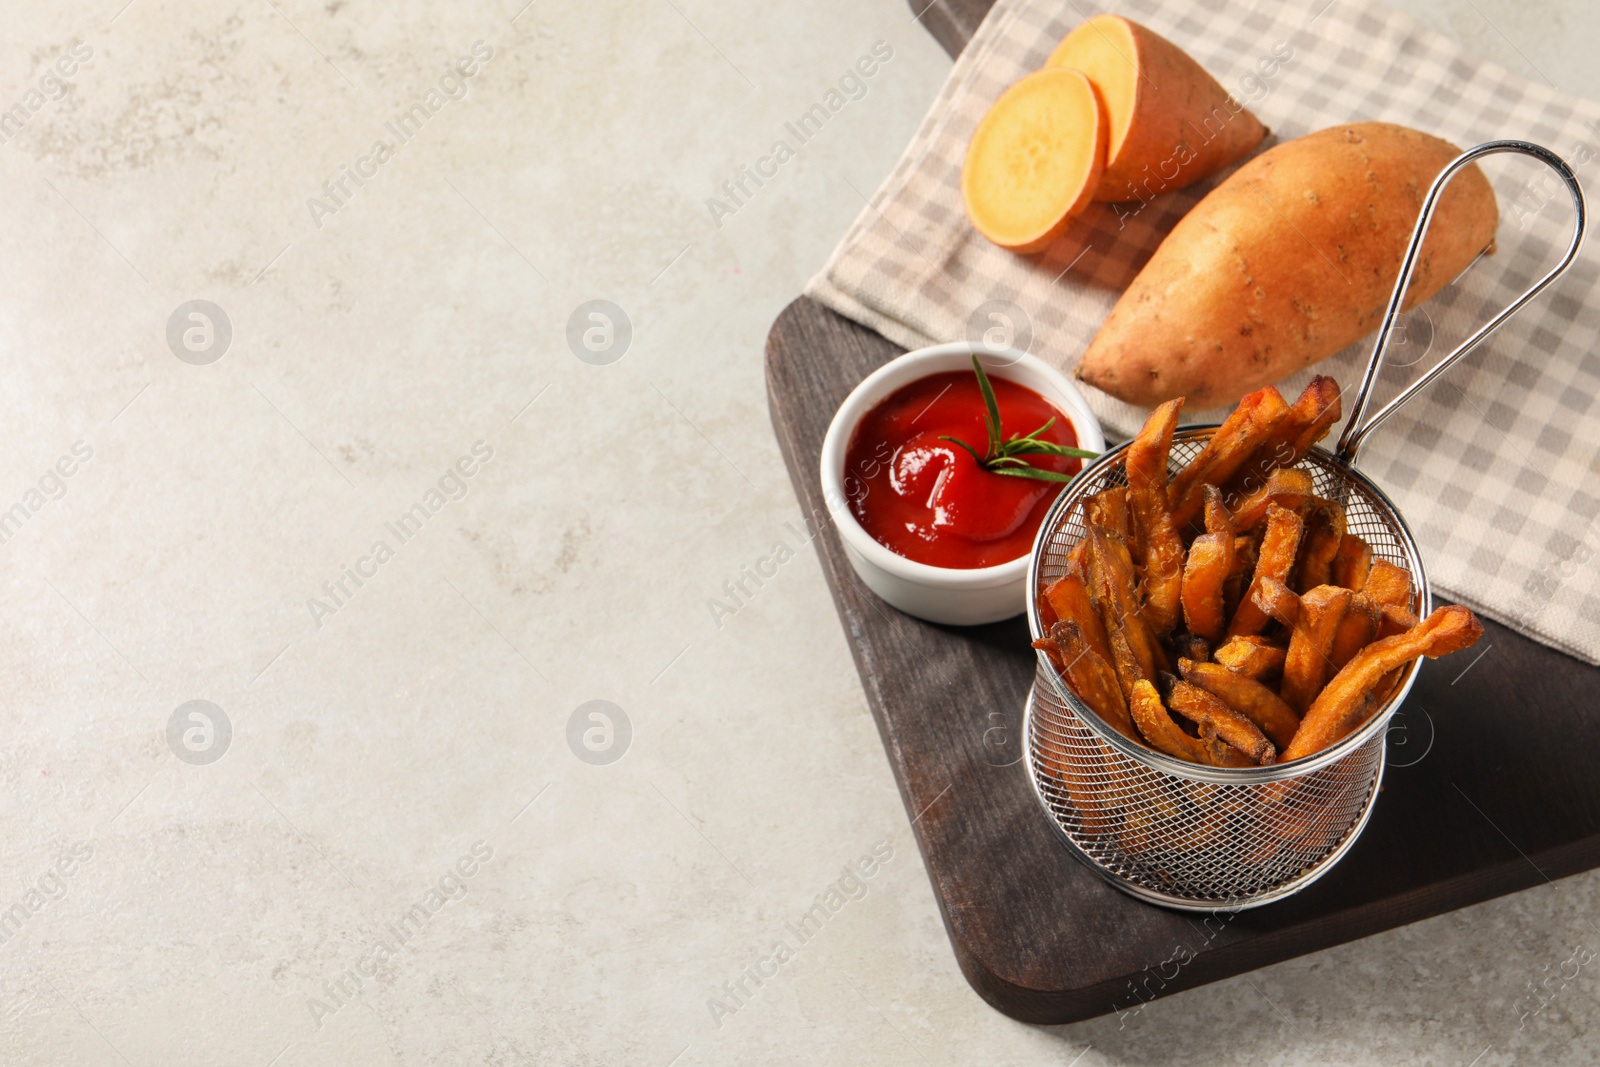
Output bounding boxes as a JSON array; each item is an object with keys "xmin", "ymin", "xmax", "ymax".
[{"xmin": 843, "ymin": 370, "xmax": 1082, "ymax": 569}]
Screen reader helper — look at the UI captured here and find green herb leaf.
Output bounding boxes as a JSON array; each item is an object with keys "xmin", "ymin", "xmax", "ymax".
[
  {"xmin": 1004, "ymin": 439, "xmax": 1101, "ymax": 459},
  {"xmin": 939, "ymin": 356, "xmax": 1101, "ymax": 483},
  {"xmin": 987, "ymin": 465, "xmax": 1081, "ymax": 483},
  {"xmin": 972, "ymin": 355, "xmax": 1003, "ymax": 459},
  {"xmin": 938, "ymin": 434, "xmax": 988, "ymax": 466}
]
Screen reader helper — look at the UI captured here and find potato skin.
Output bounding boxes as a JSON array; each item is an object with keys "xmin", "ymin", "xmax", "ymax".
[
  {"xmin": 1049, "ymin": 15, "xmax": 1267, "ymax": 203},
  {"xmin": 1078, "ymin": 122, "xmax": 1499, "ymax": 409}
]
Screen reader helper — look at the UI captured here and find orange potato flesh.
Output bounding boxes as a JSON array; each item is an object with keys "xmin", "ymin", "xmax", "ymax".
[
  {"xmin": 1280, "ymin": 585, "xmax": 1352, "ymax": 715},
  {"xmin": 1228, "ymin": 504, "xmax": 1305, "ymax": 637},
  {"xmin": 1284, "ymin": 606, "xmax": 1484, "ymax": 760},
  {"xmin": 1045, "ymin": 15, "xmax": 1266, "ymax": 202},
  {"xmin": 1124, "ymin": 398, "xmax": 1186, "ymax": 633},
  {"xmin": 962, "ymin": 68, "xmax": 1106, "ymax": 253}
]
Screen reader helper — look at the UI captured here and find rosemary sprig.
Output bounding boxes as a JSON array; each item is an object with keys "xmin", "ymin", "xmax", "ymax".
[{"xmin": 940, "ymin": 355, "xmax": 1098, "ymax": 483}]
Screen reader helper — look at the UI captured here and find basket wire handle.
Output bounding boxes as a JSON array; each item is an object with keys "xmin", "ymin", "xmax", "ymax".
[{"xmin": 1335, "ymin": 140, "xmax": 1587, "ymax": 464}]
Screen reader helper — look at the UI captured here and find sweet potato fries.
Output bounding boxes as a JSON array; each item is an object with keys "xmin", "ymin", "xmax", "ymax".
[{"xmin": 1034, "ymin": 376, "xmax": 1483, "ymax": 766}]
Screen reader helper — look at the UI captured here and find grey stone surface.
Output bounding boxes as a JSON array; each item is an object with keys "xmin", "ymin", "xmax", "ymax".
[{"xmin": 0, "ymin": 0, "xmax": 1595, "ymax": 1063}]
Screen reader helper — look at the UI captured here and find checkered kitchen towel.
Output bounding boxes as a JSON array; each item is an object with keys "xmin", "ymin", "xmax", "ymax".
[{"xmin": 807, "ymin": 0, "xmax": 1600, "ymax": 664}]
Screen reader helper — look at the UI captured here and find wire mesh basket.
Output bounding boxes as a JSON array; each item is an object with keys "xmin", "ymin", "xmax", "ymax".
[{"xmin": 1023, "ymin": 140, "xmax": 1586, "ymax": 911}]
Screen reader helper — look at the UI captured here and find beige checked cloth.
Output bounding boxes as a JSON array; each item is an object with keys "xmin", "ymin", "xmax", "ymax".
[{"xmin": 806, "ymin": 0, "xmax": 1600, "ymax": 664}]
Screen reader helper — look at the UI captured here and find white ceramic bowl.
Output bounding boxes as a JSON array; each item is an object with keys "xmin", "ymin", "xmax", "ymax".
[{"xmin": 819, "ymin": 341, "xmax": 1105, "ymax": 626}]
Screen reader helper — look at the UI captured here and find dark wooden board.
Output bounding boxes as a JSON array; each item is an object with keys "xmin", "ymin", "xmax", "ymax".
[
  {"xmin": 909, "ymin": 0, "xmax": 994, "ymax": 63},
  {"xmin": 767, "ymin": 296, "xmax": 1600, "ymax": 1023}
]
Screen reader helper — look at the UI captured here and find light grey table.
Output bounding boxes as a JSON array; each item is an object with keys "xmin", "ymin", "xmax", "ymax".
[{"xmin": 0, "ymin": 0, "xmax": 1594, "ymax": 1064}]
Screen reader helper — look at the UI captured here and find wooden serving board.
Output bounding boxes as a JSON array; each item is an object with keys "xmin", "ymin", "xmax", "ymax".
[{"xmin": 762, "ymin": 0, "xmax": 1600, "ymax": 1022}]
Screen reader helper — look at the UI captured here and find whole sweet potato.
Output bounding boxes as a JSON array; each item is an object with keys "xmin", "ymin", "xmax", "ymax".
[{"xmin": 1078, "ymin": 122, "xmax": 1498, "ymax": 408}]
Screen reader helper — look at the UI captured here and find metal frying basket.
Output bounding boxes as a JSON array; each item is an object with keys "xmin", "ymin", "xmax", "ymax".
[{"xmin": 1024, "ymin": 141, "xmax": 1587, "ymax": 911}]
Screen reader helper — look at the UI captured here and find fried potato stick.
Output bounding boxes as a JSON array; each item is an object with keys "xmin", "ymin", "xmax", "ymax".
[
  {"xmin": 1181, "ymin": 532, "xmax": 1235, "ymax": 642},
  {"xmin": 1213, "ymin": 635, "xmax": 1287, "ymax": 681},
  {"xmin": 1034, "ymin": 620, "xmax": 1137, "ymax": 740},
  {"xmin": 1329, "ymin": 592, "xmax": 1380, "ymax": 669},
  {"xmin": 1105, "ymin": 610, "xmax": 1147, "ymax": 681},
  {"xmin": 1200, "ymin": 724, "xmax": 1259, "ymax": 767},
  {"xmin": 1169, "ymin": 680, "xmax": 1276, "ymax": 764},
  {"xmin": 1224, "ymin": 534, "xmax": 1257, "ymax": 620},
  {"xmin": 1295, "ymin": 507, "xmax": 1345, "ymax": 593},
  {"xmin": 1283, "ymin": 605, "xmax": 1484, "ymax": 760},
  {"xmin": 1227, "ymin": 467, "xmax": 1316, "ymax": 533},
  {"xmin": 1203, "ymin": 485, "xmax": 1234, "ymax": 537},
  {"xmin": 1363, "ymin": 560, "xmax": 1413, "ymax": 609},
  {"xmin": 1250, "ymin": 576, "xmax": 1301, "ymax": 629},
  {"xmin": 1378, "ymin": 602, "xmax": 1419, "ymax": 639},
  {"xmin": 1129, "ymin": 679, "xmax": 1217, "ymax": 764},
  {"xmin": 1278, "ymin": 376, "xmax": 1345, "ymax": 459},
  {"xmin": 1227, "ymin": 504, "xmax": 1305, "ymax": 637},
  {"xmin": 1281, "ymin": 584, "xmax": 1352, "ymax": 715},
  {"xmin": 1042, "ymin": 570, "xmax": 1113, "ymax": 664},
  {"xmin": 1087, "ymin": 527, "xmax": 1167, "ymax": 683},
  {"xmin": 1064, "ymin": 538, "xmax": 1088, "ymax": 577},
  {"xmin": 1169, "ymin": 386, "xmax": 1290, "ymax": 528},
  {"xmin": 1186, "ymin": 485, "xmax": 1240, "ymax": 640},
  {"xmin": 1084, "ymin": 487, "xmax": 1132, "ymax": 543},
  {"xmin": 1169, "ymin": 633, "xmax": 1211, "ymax": 665},
  {"xmin": 1179, "ymin": 657, "xmax": 1301, "ymax": 751},
  {"xmin": 1223, "ymin": 376, "xmax": 1343, "ymax": 499},
  {"xmin": 1124, "ymin": 399, "xmax": 1186, "ymax": 634},
  {"xmin": 1330, "ymin": 534, "xmax": 1373, "ymax": 591}
]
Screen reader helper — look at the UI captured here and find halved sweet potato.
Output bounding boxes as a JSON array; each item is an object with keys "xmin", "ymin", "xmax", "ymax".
[
  {"xmin": 961, "ymin": 68, "xmax": 1107, "ymax": 252},
  {"xmin": 1045, "ymin": 15, "xmax": 1265, "ymax": 202}
]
